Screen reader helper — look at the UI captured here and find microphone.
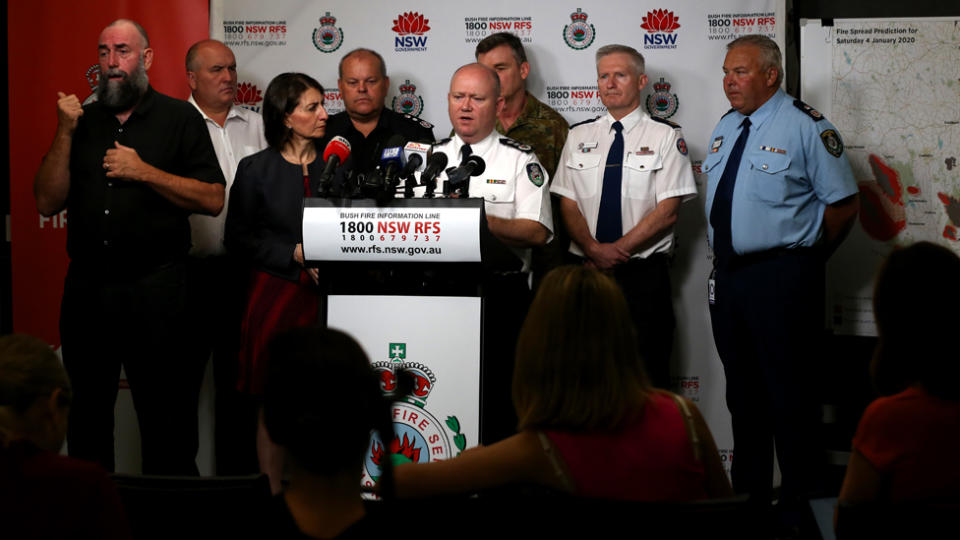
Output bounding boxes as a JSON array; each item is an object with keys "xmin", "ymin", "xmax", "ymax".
[
  {"xmin": 419, "ymin": 150, "xmax": 448, "ymax": 199},
  {"xmin": 401, "ymin": 142, "xmax": 430, "ymax": 177},
  {"xmin": 399, "ymin": 142, "xmax": 429, "ymax": 198},
  {"xmin": 444, "ymin": 155, "xmax": 486, "ymax": 197},
  {"xmin": 379, "ymin": 136, "xmax": 407, "ymax": 189},
  {"xmin": 319, "ymin": 136, "xmax": 351, "ymax": 197}
]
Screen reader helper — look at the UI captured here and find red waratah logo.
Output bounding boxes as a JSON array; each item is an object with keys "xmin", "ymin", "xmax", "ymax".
[
  {"xmin": 641, "ymin": 9, "xmax": 681, "ymax": 33},
  {"xmin": 392, "ymin": 12, "xmax": 430, "ymax": 35},
  {"xmin": 235, "ymin": 83, "xmax": 263, "ymax": 106}
]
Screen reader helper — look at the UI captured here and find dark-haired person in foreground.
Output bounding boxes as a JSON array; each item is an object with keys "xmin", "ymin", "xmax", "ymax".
[
  {"xmin": 33, "ymin": 18, "xmax": 225, "ymax": 475},
  {"xmin": 225, "ymin": 72, "xmax": 329, "ymax": 492},
  {"xmin": 392, "ymin": 266, "xmax": 731, "ymax": 501},
  {"xmin": 259, "ymin": 327, "xmax": 385, "ymax": 539},
  {"xmin": 0, "ymin": 334, "xmax": 130, "ymax": 540},
  {"xmin": 838, "ymin": 242, "xmax": 960, "ymax": 516}
]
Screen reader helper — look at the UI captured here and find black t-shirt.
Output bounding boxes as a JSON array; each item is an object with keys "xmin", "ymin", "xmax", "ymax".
[{"xmin": 67, "ymin": 86, "xmax": 224, "ymax": 271}]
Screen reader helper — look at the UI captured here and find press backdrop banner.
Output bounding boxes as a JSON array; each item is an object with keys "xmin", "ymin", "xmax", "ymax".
[
  {"xmin": 211, "ymin": 0, "xmax": 784, "ymax": 469},
  {"xmin": 8, "ymin": 0, "xmax": 210, "ymax": 348}
]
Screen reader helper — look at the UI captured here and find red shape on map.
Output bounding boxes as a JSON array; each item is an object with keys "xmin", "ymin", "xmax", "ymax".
[
  {"xmin": 906, "ymin": 186, "xmax": 920, "ymax": 195},
  {"xmin": 858, "ymin": 184, "xmax": 906, "ymax": 241},
  {"xmin": 857, "ymin": 154, "xmax": 906, "ymax": 241},
  {"xmin": 869, "ymin": 154, "xmax": 902, "ymax": 203},
  {"xmin": 944, "ymin": 225, "xmax": 957, "ymax": 241}
]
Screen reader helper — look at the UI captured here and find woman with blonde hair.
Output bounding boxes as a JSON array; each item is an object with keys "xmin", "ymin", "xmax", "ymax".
[{"xmin": 393, "ymin": 266, "xmax": 731, "ymax": 500}]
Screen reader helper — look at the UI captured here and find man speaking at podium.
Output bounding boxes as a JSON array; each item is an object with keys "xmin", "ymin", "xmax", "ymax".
[{"xmin": 429, "ymin": 63, "xmax": 553, "ymax": 443}]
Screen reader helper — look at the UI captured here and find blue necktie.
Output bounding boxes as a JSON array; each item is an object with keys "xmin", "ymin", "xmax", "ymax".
[
  {"xmin": 710, "ymin": 117, "xmax": 751, "ymax": 265},
  {"xmin": 596, "ymin": 121, "xmax": 624, "ymax": 243}
]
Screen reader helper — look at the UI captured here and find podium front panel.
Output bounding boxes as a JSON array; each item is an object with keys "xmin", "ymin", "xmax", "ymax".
[{"xmin": 327, "ymin": 294, "xmax": 481, "ymax": 488}]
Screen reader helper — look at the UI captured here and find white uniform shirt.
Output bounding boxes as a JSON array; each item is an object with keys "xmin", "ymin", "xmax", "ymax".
[
  {"xmin": 420, "ymin": 131, "xmax": 553, "ymax": 271},
  {"xmin": 551, "ymin": 106, "xmax": 697, "ymax": 259},
  {"xmin": 187, "ymin": 96, "xmax": 267, "ymax": 256}
]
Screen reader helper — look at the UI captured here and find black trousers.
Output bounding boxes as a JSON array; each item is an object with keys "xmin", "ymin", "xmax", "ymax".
[
  {"xmin": 709, "ymin": 250, "xmax": 826, "ymax": 505},
  {"xmin": 61, "ymin": 260, "xmax": 201, "ymax": 475},
  {"xmin": 186, "ymin": 255, "xmax": 258, "ymax": 475}
]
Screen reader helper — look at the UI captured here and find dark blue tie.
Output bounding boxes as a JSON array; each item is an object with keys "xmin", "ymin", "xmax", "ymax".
[
  {"xmin": 596, "ymin": 121, "xmax": 624, "ymax": 243},
  {"xmin": 710, "ymin": 117, "xmax": 751, "ymax": 265}
]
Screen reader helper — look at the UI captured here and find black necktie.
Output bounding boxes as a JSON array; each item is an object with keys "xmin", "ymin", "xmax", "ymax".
[
  {"xmin": 596, "ymin": 121, "xmax": 624, "ymax": 243},
  {"xmin": 460, "ymin": 144, "xmax": 472, "ymax": 161},
  {"xmin": 710, "ymin": 117, "xmax": 751, "ymax": 265}
]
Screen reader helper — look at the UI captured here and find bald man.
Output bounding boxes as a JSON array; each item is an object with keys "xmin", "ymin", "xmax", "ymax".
[
  {"xmin": 34, "ymin": 19, "xmax": 224, "ymax": 475},
  {"xmin": 429, "ymin": 63, "xmax": 553, "ymax": 443},
  {"xmin": 184, "ymin": 39, "xmax": 266, "ymax": 474}
]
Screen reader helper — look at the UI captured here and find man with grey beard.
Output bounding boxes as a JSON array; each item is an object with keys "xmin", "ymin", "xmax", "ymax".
[{"xmin": 34, "ymin": 19, "xmax": 224, "ymax": 475}]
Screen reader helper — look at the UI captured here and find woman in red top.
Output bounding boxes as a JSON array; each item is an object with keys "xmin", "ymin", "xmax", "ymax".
[
  {"xmin": 839, "ymin": 242, "xmax": 960, "ymax": 505},
  {"xmin": 393, "ymin": 266, "xmax": 731, "ymax": 500}
]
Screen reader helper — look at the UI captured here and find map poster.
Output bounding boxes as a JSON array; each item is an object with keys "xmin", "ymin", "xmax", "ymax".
[{"xmin": 816, "ymin": 18, "xmax": 959, "ymax": 336}]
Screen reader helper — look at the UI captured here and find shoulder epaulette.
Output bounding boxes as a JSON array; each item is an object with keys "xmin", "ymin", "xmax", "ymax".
[
  {"xmin": 651, "ymin": 116, "xmax": 681, "ymax": 129},
  {"xmin": 720, "ymin": 108, "xmax": 736, "ymax": 119},
  {"xmin": 431, "ymin": 137, "xmax": 451, "ymax": 147},
  {"xmin": 401, "ymin": 112, "xmax": 434, "ymax": 130},
  {"xmin": 793, "ymin": 100, "xmax": 825, "ymax": 122},
  {"xmin": 569, "ymin": 116, "xmax": 601, "ymax": 129},
  {"xmin": 499, "ymin": 137, "xmax": 533, "ymax": 153}
]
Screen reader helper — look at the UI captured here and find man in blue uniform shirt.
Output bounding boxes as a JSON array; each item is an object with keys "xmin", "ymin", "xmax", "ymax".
[{"xmin": 703, "ymin": 35, "xmax": 859, "ymax": 518}]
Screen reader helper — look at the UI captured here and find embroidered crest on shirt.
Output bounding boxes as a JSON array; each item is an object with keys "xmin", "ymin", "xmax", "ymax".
[
  {"xmin": 526, "ymin": 163, "xmax": 545, "ymax": 186},
  {"xmin": 711, "ymin": 136, "xmax": 723, "ymax": 153},
  {"xmin": 820, "ymin": 129, "xmax": 844, "ymax": 157}
]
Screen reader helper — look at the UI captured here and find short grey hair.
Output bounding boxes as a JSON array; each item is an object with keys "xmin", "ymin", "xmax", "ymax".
[
  {"xmin": 105, "ymin": 18, "xmax": 150, "ymax": 49},
  {"xmin": 727, "ymin": 34, "xmax": 783, "ymax": 87},
  {"xmin": 595, "ymin": 44, "xmax": 645, "ymax": 75},
  {"xmin": 338, "ymin": 48, "xmax": 387, "ymax": 79}
]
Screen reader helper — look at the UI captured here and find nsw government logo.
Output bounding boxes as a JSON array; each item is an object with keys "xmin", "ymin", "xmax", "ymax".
[
  {"xmin": 362, "ymin": 343, "xmax": 467, "ymax": 489},
  {"xmin": 235, "ymin": 82, "xmax": 263, "ymax": 113},
  {"xmin": 393, "ymin": 12, "xmax": 430, "ymax": 52},
  {"xmin": 312, "ymin": 12, "xmax": 344, "ymax": 53},
  {"xmin": 562, "ymin": 8, "xmax": 596, "ymax": 50},
  {"xmin": 391, "ymin": 79, "xmax": 424, "ymax": 117},
  {"xmin": 645, "ymin": 77, "xmax": 679, "ymax": 120},
  {"xmin": 641, "ymin": 9, "xmax": 681, "ymax": 49}
]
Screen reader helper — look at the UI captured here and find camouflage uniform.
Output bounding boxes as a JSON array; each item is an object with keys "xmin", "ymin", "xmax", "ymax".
[
  {"xmin": 497, "ymin": 91, "xmax": 570, "ymax": 288},
  {"xmin": 495, "ymin": 91, "xmax": 568, "ymax": 178}
]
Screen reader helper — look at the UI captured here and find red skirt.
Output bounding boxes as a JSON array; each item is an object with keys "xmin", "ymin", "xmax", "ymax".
[{"xmin": 237, "ymin": 269, "xmax": 319, "ymax": 394}]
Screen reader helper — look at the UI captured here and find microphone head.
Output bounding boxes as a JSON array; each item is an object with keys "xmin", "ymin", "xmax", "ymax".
[
  {"xmin": 426, "ymin": 150, "xmax": 448, "ymax": 170},
  {"xmin": 380, "ymin": 145, "xmax": 405, "ymax": 168},
  {"xmin": 464, "ymin": 154, "xmax": 486, "ymax": 176},
  {"xmin": 402, "ymin": 142, "xmax": 430, "ymax": 173},
  {"xmin": 323, "ymin": 135, "xmax": 351, "ymax": 163}
]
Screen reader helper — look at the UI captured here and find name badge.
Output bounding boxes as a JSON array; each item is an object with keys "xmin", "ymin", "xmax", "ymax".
[{"xmin": 578, "ymin": 141, "xmax": 599, "ymax": 153}]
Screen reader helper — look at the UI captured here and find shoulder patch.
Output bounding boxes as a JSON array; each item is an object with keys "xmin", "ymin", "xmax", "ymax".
[
  {"xmin": 500, "ymin": 137, "xmax": 533, "ymax": 153},
  {"xmin": 401, "ymin": 112, "xmax": 433, "ymax": 129},
  {"xmin": 793, "ymin": 100, "xmax": 825, "ymax": 122},
  {"xmin": 676, "ymin": 138, "xmax": 688, "ymax": 156},
  {"xmin": 526, "ymin": 162, "xmax": 545, "ymax": 187},
  {"xmin": 651, "ymin": 116, "xmax": 681, "ymax": 129},
  {"xmin": 820, "ymin": 129, "xmax": 844, "ymax": 157},
  {"xmin": 431, "ymin": 137, "xmax": 451, "ymax": 147},
  {"xmin": 569, "ymin": 116, "xmax": 601, "ymax": 129}
]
